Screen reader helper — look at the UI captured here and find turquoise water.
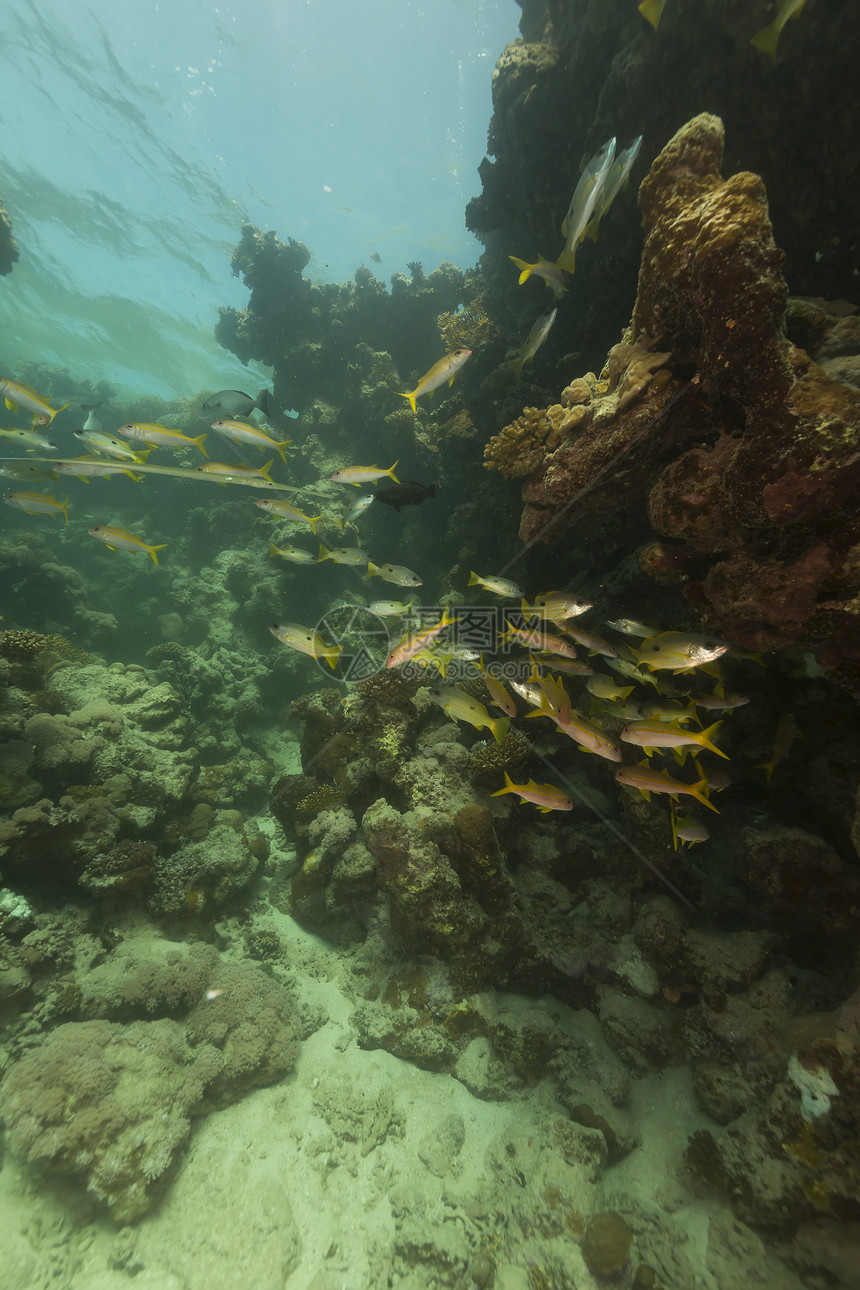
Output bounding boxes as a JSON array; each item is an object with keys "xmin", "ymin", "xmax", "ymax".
[
  {"xmin": 0, "ymin": 0, "xmax": 516, "ymax": 396},
  {"xmin": 1, "ymin": 4, "xmax": 858, "ymax": 1288}
]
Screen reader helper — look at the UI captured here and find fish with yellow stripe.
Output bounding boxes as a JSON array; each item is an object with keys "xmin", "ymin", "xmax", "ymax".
[
  {"xmin": 634, "ymin": 631, "xmax": 730, "ymax": 673},
  {"xmin": 269, "ymin": 622, "xmax": 343, "ymax": 670},
  {"xmin": 615, "ymin": 760, "xmax": 719, "ymax": 813},
  {"xmin": 88, "ymin": 524, "xmax": 167, "ymax": 564},
  {"xmin": 210, "ymin": 418, "xmax": 292, "ymax": 464},
  {"xmin": 0, "ymin": 377, "xmax": 68, "ymax": 425},
  {"xmin": 5, "ymin": 490, "xmax": 69, "ymax": 523},
  {"xmin": 492, "ymin": 773, "xmax": 573, "ymax": 813},
  {"xmin": 116, "ymin": 422, "xmax": 209, "ymax": 455},
  {"xmin": 620, "ymin": 718, "xmax": 728, "ymax": 762},
  {"xmin": 398, "ymin": 350, "xmax": 471, "ymax": 412},
  {"xmin": 428, "ymin": 684, "xmax": 510, "ymax": 744},
  {"xmin": 508, "ymin": 256, "xmax": 567, "ymax": 298}
]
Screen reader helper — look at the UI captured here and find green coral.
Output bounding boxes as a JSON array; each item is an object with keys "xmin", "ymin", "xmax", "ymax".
[
  {"xmin": 437, "ymin": 295, "xmax": 488, "ymax": 352},
  {"xmin": 469, "ymin": 726, "xmax": 531, "ymax": 781}
]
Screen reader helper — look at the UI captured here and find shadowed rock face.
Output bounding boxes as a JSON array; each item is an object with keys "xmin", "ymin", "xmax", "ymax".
[
  {"xmin": 489, "ymin": 113, "xmax": 860, "ymax": 693},
  {"xmin": 468, "ymin": 0, "xmax": 860, "ymax": 306},
  {"xmin": 0, "ymin": 196, "xmax": 18, "ymax": 276}
]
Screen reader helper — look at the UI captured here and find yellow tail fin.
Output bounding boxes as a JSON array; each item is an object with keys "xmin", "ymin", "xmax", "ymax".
[
  {"xmin": 490, "ymin": 716, "xmax": 511, "ymax": 744},
  {"xmin": 690, "ymin": 777, "xmax": 719, "ymax": 814}
]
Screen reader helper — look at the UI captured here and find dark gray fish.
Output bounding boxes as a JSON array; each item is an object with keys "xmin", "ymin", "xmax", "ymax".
[
  {"xmin": 201, "ymin": 388, "xmax": 276, "ymax": 418},
  {"xmin": 374, "ymin": 480, "xmax": 436, "ymax": 512}
]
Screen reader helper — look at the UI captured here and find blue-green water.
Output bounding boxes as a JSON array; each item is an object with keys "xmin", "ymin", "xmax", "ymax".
[
  {"xmin": 1, "ymin": 3, "xmax": 858, "ymax": 1288},
  {"xmin": 0, "ymin": 0, "xmax": 515, "ymax": 396}
]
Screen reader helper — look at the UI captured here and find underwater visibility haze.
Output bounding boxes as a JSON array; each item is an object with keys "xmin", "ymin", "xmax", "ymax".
[{"xmin": 1, "ymin": 2, "xmax": 860, "ymax": 1288}]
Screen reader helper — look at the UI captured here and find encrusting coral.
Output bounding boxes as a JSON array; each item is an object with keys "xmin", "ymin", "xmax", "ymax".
[
  {"xmin": 1, "ymin": 945, "xmax": 298, "ymax": 1221},
  {"xmin": 488, "ymin": 113, "xmax": 860, "ymax": 691},
  {"xmin": 437, "ymin": 294, "xmax": 489, "ymax": 353}
]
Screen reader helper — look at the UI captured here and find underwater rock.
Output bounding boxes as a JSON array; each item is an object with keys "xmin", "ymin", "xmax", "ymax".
[
  {"xmin": 0, "ymin": 193, "xmax": 18, "ymax": 274},
  {"xmin": 581, "ymin": 1210, "xmax": 633, "ymax": 1278},
  {"xmin": 1, "ymin": 1017, "xmax": 219, "ymax": 1220},
  {"xmin": 597, "ymin": 990, "xmax": 676, "ymax": 1075},
  {"xmin": 0, "ymin": 660, "xmax": 202, "ymax": 896},
  {"xmin": 495, "ymin": 112, "xmax": 860, "ymax": 689},
  {"xmin": 739, "ymin": 825, "xmax": 860, "ymax": 953},
  {"xmin": 1, "ymin": 949, "xmax": 297, "ymax": 1221},
  {"xmin": 706, "ymin": 1030, "xmax": 860, "ymax": 1229},
  {"xmin": 217, "ymin": 222, "xmax": 468, "ymax": 420},
  {"xmin": 149, "ymin": 820, "xmax": 265, "ymax": 917}
]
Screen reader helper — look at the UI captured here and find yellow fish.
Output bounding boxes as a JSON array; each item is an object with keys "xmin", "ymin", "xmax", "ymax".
[
  {"xmin": 586, "ymin": 675, "xmax": 635, "ymax": 702},
  {"xmin": 317, "ymin": 545, "xmax": 368, "ymax": 566},
  {"xmin": 754, "ymin": 712, "xmax": 798, "ymax": 782},
  {"xmin": 750, "ymin": 0, "xmax": 806, "ymax": 58},
  {"xmin": 269, "ymin": 622, "xmax": 343, "ymax": 670},
  {"xmin": 522, "ymin": 592, "xmax": 593, "ymax": 623},
  {"xmin": 508, "ymin": 256, "xmax": 567, "ymax": 297},
  {"xmin": 5, "ymin": 490, "xmax": 69, "ymax": 523},
  {"xmin": 367, "ymin": 561, "xmax": 422, "ymax": 587},
  {"xmin": 620, "ymin": 718, "xmax": 729, "ymax": 761},
  {"xmin": 0, "ymin": 426, "xmax": 59, "ymax": 451},
  {"xmin": 0, "ymin": 377, "xmax": 68, "ymax": 425},
  {"xmin": 534, "ymin": 704, "xmax": 622, "ymax": 762},
  {"xmin": 500, "ymin": 623, "xmax": 577, "ymax": 657},
  {"xmin": 88, "ymin": 524, "xmax": 167, "ymax": 564},
  {"xmin": 386, "ymin": 609, "xmax": 455, "ymax": 669},
  {"xmin": 491, "ymin": 772, "xmax": 573, "ymax": 813},
  {"xmin": 638, "ymin": 0, "xmax": 668, "ymax": 32},
  {"xmin": 556, "ymin": 137, "xmax": 616, "ymax": 275},
  {"xmin": 509, "ymin": 308, "xmax": 557, "ymax": 379},
  {"xmin": 635, "ymin": 631, "xmax": 730, "ymax": 672},
  {"xmin": 210, "ymin": 418, "xmax": 291, "ymax": 464},
  {"xmin": 474, "ymin": 654, "xmax": 517, "ymax": 717},
  {"xmin": 428, "ymin": 684, "xmax": 510, "ymax": 744},
  {"xmin": 398, "ymin": 349, "xmax": 471, "ymax": 412},
  {"xmin": 330, "ymin": 461, "xmax": 399, "ymax": 487},
  {"xmin": 269, "ymin": 543, "xmax": 315, "ymax": 564},
  {"xmin": 671, "ymin": 806, "xmax": 710, "ymax": 851},
  {"xmin": 469, "ymin": 571, "xmax": 523, "ymax": 598},
  {"xmin": 255, "ymin": 497, "xmax": 323, "ymax": 532},
  {"xmin": 615, "ymin": 760, "xmax": 719, "ymax": 813},
  {"xmin": 582, "ymin": 136, "xmax": 643, "ymax": 241},
  {"xmin": 117, "ymin": 422, "xmax": 208, "ymax": 455}
]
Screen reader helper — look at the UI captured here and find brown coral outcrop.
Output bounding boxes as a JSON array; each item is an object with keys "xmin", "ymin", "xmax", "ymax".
[
  {"xmin": 0, "ymin": 196, "xmax": 18, "ymax": 276},
  {"xmin": 500, "ymin": 113, "xmax": 860, "ymax": 689}
]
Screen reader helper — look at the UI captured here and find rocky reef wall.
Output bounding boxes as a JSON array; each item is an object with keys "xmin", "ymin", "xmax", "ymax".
[
  {"xmin": 469, "ymin": 0, "xmax": 859, "ymax": 368},
  {"xmin": 484, "ymin": 112, "xmax": 860, "ymax": 693}
]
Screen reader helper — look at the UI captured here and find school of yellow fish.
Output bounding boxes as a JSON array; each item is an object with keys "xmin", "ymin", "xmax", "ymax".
[{"xmin": 3, "ymin": 320, "xmax": 777, "ymax": 860}]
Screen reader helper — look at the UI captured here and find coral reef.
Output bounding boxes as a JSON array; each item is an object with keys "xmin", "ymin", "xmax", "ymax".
[
  {"xmin": 1, "ymin": 943, "xmax": 297, "ymax": 1221},
  {"xmin": 494, "ymin": 113, "xmax": 860, "ymax": 691},
  {"xmin": 0, "ymin": 193, "xmax": 18, "ymax": 275},
  {"xmin": 468, "ymin": 0, "xmax": 860, "ymax": 372},
  {"xmin": 216, "ymin": 223, "xmax": 470, "ymax": 420}
]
